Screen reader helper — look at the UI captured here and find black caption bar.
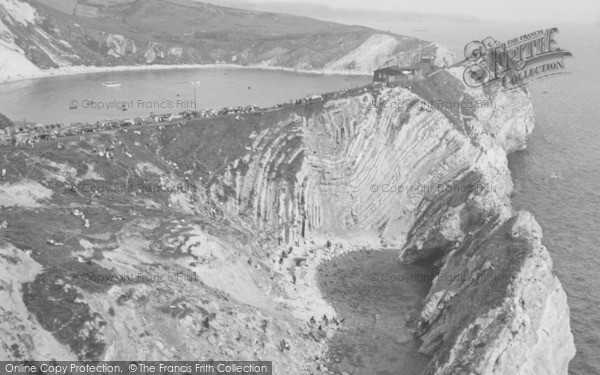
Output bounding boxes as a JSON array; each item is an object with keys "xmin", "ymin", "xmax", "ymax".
[{"xmin": 0, "ymin": 362, "xmax": 272, "ymax": 375}]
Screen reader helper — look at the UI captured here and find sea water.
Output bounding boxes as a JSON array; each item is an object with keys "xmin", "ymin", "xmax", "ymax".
[{"xmin": 0, "ymin": 68, "xmax": 369, "ymax": 125}]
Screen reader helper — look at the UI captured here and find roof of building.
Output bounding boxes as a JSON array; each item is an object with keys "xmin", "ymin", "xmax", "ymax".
[{"xmin": 374, "ymin": 66, "xmax": 422, "ymax": 74}]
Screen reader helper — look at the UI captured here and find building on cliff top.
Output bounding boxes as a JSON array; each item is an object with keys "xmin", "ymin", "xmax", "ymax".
[
  {"xmin": 374, "ymin": 55, "xmax": 437, "ymax": 84},
  {"xmin": 373, "ymin": 66, "xmax": 424, "ymax": 84}
]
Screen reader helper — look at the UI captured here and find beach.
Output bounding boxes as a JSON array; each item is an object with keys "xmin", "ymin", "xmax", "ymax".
[{"xmin": 0, "ymin": 62, "xmax": 371, "ymax": 85}]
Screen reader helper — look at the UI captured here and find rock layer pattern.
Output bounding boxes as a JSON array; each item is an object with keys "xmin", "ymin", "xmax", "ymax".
[
  {"xmin": 207, "ymin": 69, "xmax": 575, "ymax": 373},
  {"xmin": 0, "ymin": 68, "xmax": 574, "ymax": 373}
]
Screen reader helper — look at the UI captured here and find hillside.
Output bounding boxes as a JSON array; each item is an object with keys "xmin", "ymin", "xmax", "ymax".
[
  {"xmin": 0, "ymin": 113, "xmax": 14, "ymax": 129},
  {"xmin": 0, "ymin": 66, "xmax": 575, "ymax": 373},
  {"xmin": 0, "ymin": 0, "xmax": 452, "ymax": 82}
]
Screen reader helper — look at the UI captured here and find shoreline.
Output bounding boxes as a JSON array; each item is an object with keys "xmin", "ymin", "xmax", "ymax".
[{"xmin": 0, "ymin": 63, "xmax": 372, "ymax": 85}]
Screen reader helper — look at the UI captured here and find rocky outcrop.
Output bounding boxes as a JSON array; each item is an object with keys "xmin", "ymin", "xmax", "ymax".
[
  {"xmin": 413, "ymin": 211, "xmax": 575, "ymax": 375},
  {"xmin": 0, "ymin": 65, "xmax": 574, "ymax": 371},
  {"xmin": 202, "ymin": 68, "xmax": 575, "ymax": 372},
  {"xmin": 103, "ymin": 33, "xmax": 137, "ymax": 58},
  {"xmin": 212, "ymin": 70, "xmax": 528, "ymax": 246}
]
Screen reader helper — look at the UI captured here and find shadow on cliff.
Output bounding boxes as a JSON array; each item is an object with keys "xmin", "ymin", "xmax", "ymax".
[{"xmin": 317, "ymin": 249, "xmax": 436, "ymax": 375}]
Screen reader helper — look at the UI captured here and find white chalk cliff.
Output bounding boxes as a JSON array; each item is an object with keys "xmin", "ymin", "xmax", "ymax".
[
  {"xmin": 205, "ymin": 68, "xmax": 576, "ymax": 373},
  {"xmin": 0, "ymin": 52, "xmax": 574, "ymax": 373}
]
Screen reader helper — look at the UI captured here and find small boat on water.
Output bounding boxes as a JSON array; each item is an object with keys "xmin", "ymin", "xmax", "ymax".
[
  {"xmin": 102, "ymin": 82, "xmax": 122, "ymax": 88},
  {"xmin": 190, "ymin": 81, "xmax": 201, "ymax": 85}
]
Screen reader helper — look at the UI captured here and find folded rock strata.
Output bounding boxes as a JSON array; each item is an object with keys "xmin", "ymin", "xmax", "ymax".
[
  {"xmin": 205, "ymin": 68, "xmax": 575, "ymax": 373},
  {"xmin": 0, "ymin": 67, "xmax": 574, "ymax": 373}
]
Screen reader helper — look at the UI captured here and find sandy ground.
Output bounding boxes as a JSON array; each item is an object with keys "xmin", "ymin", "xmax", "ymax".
[{"xmin": 0, "ymin": 62, "xmax": 371, "ymax": 85}]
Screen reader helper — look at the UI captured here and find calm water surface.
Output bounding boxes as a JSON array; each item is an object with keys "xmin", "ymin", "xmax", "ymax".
[
  {"xmin": 0, "ymin": 68, "xmax": 370, "ymax": 125},
  {"xmin": 318, "ymin": 16, "xmax": 600, "ymax": 373},
  {"xmin": 507, "ymin": 27, "xmax": 600, "ymax": 375}
]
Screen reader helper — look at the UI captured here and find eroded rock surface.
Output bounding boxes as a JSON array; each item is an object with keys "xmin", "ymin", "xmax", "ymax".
[{"xmin": 0, "ymin": 68, "xmax": 574, "ymax": 373}]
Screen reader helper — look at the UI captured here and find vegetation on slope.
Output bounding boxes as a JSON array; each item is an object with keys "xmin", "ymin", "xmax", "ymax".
[
  {"xmin": 0, "ymin": 0, "xmax": 433, "ymax": 73},
  {"xmin": 0, "ymin": 113, "xmax": 15, "ymax": 130}
]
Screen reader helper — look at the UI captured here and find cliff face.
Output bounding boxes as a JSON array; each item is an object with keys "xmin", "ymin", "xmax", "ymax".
[
  {"xmin": 0, "ymin": 69, "xmax": 574, "ymax": 372},
  {"xmin": 201, "ymin": 68, "xmax": 575, "ymax": 372},
  {"xmin": 210, "ymin": 69, "xmax": 530, "ymax": 248},
  {"xmin": 414, "ymin": 212, "xmax": 575, "ymax": 375},
  {"xmin": 0, "ymin": 0, "xmax": 451, "ymax": 82}
]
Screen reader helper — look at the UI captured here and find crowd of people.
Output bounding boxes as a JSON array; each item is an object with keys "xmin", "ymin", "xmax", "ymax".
[{"xmin": 0, "ymin": 84, "xmax": 379, "ymax": 148}]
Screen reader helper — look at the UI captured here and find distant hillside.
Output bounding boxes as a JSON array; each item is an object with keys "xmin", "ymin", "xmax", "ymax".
[
  {"xmin": 0, "ymin": 113, "xmax": 14, "ymax": 130},
  {"xmin": 0, "ymin": 0, "xmax": 451, "ymax": 82},
  {"xmin": 192, "ymin": 0, "xmax": 256, "ymax": 10},
  {"xmin": 251, "ymin": 1, "xmax": 479, "ymax": 23}
]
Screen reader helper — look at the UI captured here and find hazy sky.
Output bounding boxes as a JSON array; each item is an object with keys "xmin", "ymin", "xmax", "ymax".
[{"xmin": 253, "ymin": 0, "xmax": 600, "ymax": 23}]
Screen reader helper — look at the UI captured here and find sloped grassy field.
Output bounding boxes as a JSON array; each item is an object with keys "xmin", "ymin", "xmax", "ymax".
[{"xmin": 0, "ymin": 104, "xmax": 333, "ymax": 367}]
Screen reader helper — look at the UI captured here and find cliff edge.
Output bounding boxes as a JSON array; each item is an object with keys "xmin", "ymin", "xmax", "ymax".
[
  {"xmin": 0, "ymin": 68, "xmax": 574, "ymax": 372},
  {"xmin": 202, "ymin": 66, "xmax": 576, "ymax": 373}
]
